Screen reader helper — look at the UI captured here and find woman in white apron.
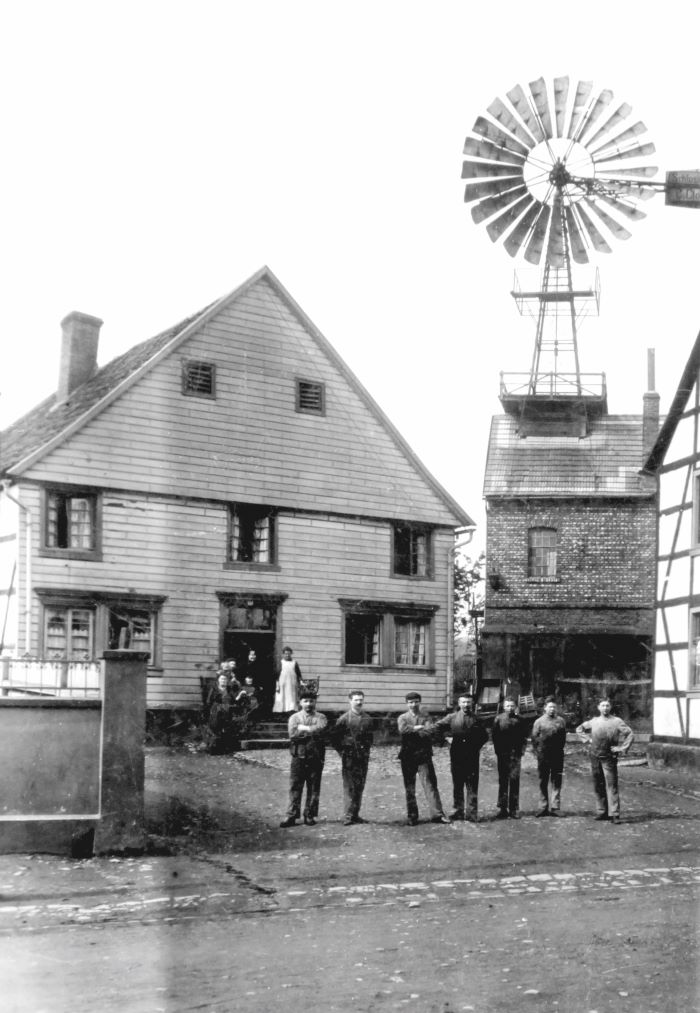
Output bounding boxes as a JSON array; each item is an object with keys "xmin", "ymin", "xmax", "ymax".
[{"xmin": 273, "ymin": 646, "xmax": 302, "ymax": 713}]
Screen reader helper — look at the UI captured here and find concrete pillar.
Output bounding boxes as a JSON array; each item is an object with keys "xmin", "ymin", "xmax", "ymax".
[{"xmin": 94, "ymin": 650, "xmax": 148, "ymax": 854}]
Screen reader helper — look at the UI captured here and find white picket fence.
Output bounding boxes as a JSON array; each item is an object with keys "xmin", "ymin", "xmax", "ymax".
[{"xmin": 0, "ymin": 658, "xmax": 101, "ymax": 698}]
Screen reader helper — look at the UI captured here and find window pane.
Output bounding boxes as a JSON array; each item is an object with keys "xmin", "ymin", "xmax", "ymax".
[
  {"xmin": 45, "ymin": 607, "xmax": 94, "ymax": 660},
  {"xmin": 395, "ymin": 619, "xmax": 427, "ymax": 666},
  {"xmin": 394, "ymin": 526, "xmax": 429, "ymax": 576},
  {"xmin": 108, "ymin": 608, "xmax": 153, "ymax": 659},
  {"xmin": 528, "ymin": 528, "xmax": 557, "ymax": 577},
  {"xmin": 47, "ymin": 492, "xmax": 94, "ymax": 549},
  {"xmin": 230, "ymin": 506, "xmax": 273, "ymax": 563},
  {"xmin": 692, "ymin": 613, "xmax": 700, "ymax": 688},
  {"xmin": 345, "ymin": 614, "xmax": 380, "ymax": 664}
]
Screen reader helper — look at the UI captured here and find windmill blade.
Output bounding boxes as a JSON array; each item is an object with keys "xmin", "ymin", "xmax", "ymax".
[
  {"xmin": 590, "ymin": 120, "xmax": 649, "ymax": 158},
  {"xmin": 503, "ymin": 201, "xmax": 543, "ymax": 258},
  {"xmin": 594, "ymin": 141, "xmax": 656, "ymax": 165},
  {"xmin": 461, "ymin": 159, "xmax": 522, "ymax": 180},
  {"xmin": 575, "ymin": 88, "xmax": 614, "ymax": 144},
  {"xmin": 529, "ymin": 77, "xmax": 554, "ymax": 140},
  {"xmin": 523, "ymin": 204, "xmax": 552, "ymax": 264},
  {"xmin": 574, "ymin": 202, "xmax": 613, "ymax": 255},
  {"xmin": 470, "ymin": 116, "xmax": 531, "ymax": 157},
  {"xmin": 471, "ymin": 184, "xmax": 529, "ymax": 223},
  {"xmin": 585, "ymin": 198, "xmax": 633, "ymax": 242},
  {"xmin": 545, "ymin": 194, "xmax": 566, "ymax": 267},
  {"xmin": 485, "ymin": 194, "xmax": 533, "ymax": 242},
  {"xmin": 506, "ymin": 83, "xmax": 546, "ymax": 144},
  {"xmin": 463, "ymin": 177, "xmax": 524, "ymax": 204},
  {"xmin": 564, "ymin": 205, "xmax": 590, "ymax": 264},
  {"xmin": 463, "ymin": 136, "xmax": 526, "ymax": 167},
  {"xmin": 567, "ymin": 80, "xmax": 594, "ymax": 139},
  {"xmin": 595, "ymin": 192, "xmax": 647, "ymax": 222},
  {"xmin": 585, "ymin": 103, "xmax": 632, "ymax": 150},
  {"xmin": 486, "ymin": 96, "xmax": 537, "ymax": 149},
  {"xmin": 597, "ymin": 164, "xmax": 658, "ymax": 179},
  {"xmin": 553, "ymin": 76, "xmax": 569, "ymax": 137}
]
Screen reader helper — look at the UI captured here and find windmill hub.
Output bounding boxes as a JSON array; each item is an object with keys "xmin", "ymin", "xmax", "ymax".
[{"xmin": 549, "ymin": 160, "xmax": 572, "ymax": 189}]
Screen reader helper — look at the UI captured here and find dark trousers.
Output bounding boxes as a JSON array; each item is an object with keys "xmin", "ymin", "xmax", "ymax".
[
  {"xmin": 450, "ymin": 755, "xmax": 480, "ymax": 818},
  {"xmin": 537, "ymin": 755, "xmax": 563, "ymax": 811},
  {"xmin": 590, "ymin": 755, "xmax": 620, "ymax": 817},
  {"xmin": 401, "ymin": 756, "xmax": 444, "ymax": 820},
  {"xmin": 496, "ymin": 753, "xmax": 522, "ymax": 814},
  {"xmin": 286, "ymin": 757, "xmax": 324, "ymax": 819},
  {"xmin": 341, "ymin": 752, "xmax": 370, "ymax": 819}
]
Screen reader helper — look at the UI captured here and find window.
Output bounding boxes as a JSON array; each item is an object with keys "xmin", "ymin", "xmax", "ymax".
[
  {"xmin": 182, "ymin": 359, "xmax": 216, "ymax": 398},
  {"xmin": 394, "ymin": 617, "xmax": 428, "ymax": 666},
  {"xmin": 528, "ymin": 527, "xmax": 557, "ymax": 578},
  {"xmin": 44, "ymin": 606, "xmax": 95, "ymax": 660},
  {"xmin": 296, "ymin": 379, "xmax": 325, "ymax": 415},
  {"xmin": 228, "ymin": 505, "xmax": 275, "ymax": 564},
  {"xmin": 345, "ymin": 613, "xmax": 381, "ymax": 665},
  {"xmin": 108, "ymin": 607, "xmax": 155, "ymax": 658},
  {"xmin": 694, "ymin": 473, "xmax": 700, "ymax": 546},
  {"xmin": 691, "ymin": 611, "xmax": 700, "ymax": 689},
  {"xmin": 393, "ymin": 524, "xmax": 431, "ymax": 577},
  {"xmin": 340, "ymin": 599, "xmax": 437, "ymax": 668},
  {"xmin": 37, "ymin": 590, "xmax": 165, "ymax": 668},
  {"xmin": 42, "ymin": 488, "xmax": 101, "ymax": 560}
]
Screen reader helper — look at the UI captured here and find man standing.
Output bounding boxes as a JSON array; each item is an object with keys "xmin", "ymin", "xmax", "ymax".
[
  {"xmin": 436, "ymin": 694, "xmax": 489, "ymax": 822},
  {"xmin": 531, "ymin": 697, "xmax": 567, "ymax": 817},
  {"xmin": 491, "ymin": 698, "xmax": 528, "ymax": 819},
  {"xmin": 576, "ymin": 698, "xmax": 634, "ymax": 824},
  {"xmin": 397, "ymin": 692, "xmax": 450, "ymax": 826},
  {"xmin": 280, "ymin": 691, "xmax": 328, "ymax": 828},
  {"xmin": 331, "ymin": 690, "xmax": 374, "ymax": 825}
]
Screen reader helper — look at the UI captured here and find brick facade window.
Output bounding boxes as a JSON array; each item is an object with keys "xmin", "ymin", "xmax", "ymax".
[{"xmin": 528, "ymin": 527, "xmax": 557, "ymax": 578}]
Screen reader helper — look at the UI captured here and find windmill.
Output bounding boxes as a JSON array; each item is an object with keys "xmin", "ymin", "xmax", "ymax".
[{"xmin": 462, "ymin": 76, "xmax": 660, "ymax": 432}]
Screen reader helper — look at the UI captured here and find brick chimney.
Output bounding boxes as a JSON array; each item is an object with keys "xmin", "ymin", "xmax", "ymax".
[
  {"xmin": 57, "ymin": 311, "xmax": 103, "ymax": 401},
  {"xmin": 643, "ymin": 348, "xmax": 660, "ymax": 462}
]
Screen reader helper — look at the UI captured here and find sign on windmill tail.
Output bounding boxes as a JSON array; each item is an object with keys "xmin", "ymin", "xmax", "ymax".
[{"xmin": 665, "ymin": 171, "xmax": 700, "ymax": 208}]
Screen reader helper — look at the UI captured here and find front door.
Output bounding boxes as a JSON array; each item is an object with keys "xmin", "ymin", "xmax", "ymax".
[{"xmin": 218, "ymin": 592, "xmax": 287, "ymax": 715}]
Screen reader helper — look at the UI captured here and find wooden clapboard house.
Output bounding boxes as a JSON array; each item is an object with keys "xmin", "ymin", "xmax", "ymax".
[
  {"xmin": 642, "ymin": 331, "xmax": 700, "ymax": 764},
  {"xmin": 0, "ymin": 267, "xmax": 473, "ymax": 715}
]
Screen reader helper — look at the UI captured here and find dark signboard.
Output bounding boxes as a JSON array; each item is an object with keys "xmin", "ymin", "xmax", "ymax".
[{"xmin": 665, "ymin": 170, "xmax": 700, "ymax": 208}]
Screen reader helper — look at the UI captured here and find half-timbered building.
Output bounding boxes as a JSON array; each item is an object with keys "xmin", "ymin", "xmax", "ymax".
[
  {"xmin": 0, "ymin": 267, "xmax": 473, "ymax": 716},
  {"xmin": 642, "ymin": 332, "xmax": 700, "ymax": 766}
]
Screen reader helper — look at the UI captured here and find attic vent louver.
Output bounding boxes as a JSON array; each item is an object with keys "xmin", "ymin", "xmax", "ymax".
[
  {"xmin": 296, "ymin": 379, "xmax": 325, "ymax": 415},
  {"xmin": 182, "ymin": 360, "xmax": 216, "ymax": 398}
]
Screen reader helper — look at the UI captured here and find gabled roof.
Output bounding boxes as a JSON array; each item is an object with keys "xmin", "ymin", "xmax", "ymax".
[
  {"xmin": 484, "ymin": 412, "xmax": 653, "ymax": 498},
  {"xmin": 642, "ymin": 330, "xmax": 700, "ymax": 475},
  {"xmin": 1, "ymin": 267, "xmax": 473, "ymax": 528}
]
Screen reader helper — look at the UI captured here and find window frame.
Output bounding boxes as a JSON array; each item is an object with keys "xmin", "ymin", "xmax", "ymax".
[
  {"xmin": 40, "ymin": 486, "xmax": 102, "ymax": 561},
  {"xmin": 35, "ymin": 589, "xmax": 166, "ymax": 672},
  {"xmin": 527, "ymin": 526, "xmax": 558, "ymax": 581},
  {"xmin": 295, "ymin": 378, "xmax": 325, "ymax": 416},
  {"xmin": 225, "ymin": 504, "xmax": 278, "ymax": 569},
  {"xmin": 181, "ymin": 358, "xmax": 216, "ymax": 399},
  {"xmin": 689, "ymin": 608, "xmax": 700, "ymax": 691},
  {"xmin": 392, "ymin": 523, "xmax": 433, "ymax": 579},
  {"xmin": 693, "ymin": 472, "xmax": 700, "ymax": 548},
  {"xmin": 339, "ymin": 598, "xmax": 437, "ymax": 670}
]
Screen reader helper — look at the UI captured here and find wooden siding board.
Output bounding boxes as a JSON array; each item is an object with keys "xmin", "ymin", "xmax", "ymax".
[
  {"xmin": 17, "ymin": 488, "xmax": 453, "ymax": 708},
  {"xmin": 20, "ymin": 283, "xmax": 464, "ymax": 526}
]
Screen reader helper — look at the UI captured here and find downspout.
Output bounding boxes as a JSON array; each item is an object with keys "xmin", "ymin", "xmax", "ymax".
[
  {"xmin": 447, "ymin": 526, "xmax": 475, "ymax": 708},
  {"xmin": 1, "ymin": 482, "xmax": 32, "ymax": 656}
]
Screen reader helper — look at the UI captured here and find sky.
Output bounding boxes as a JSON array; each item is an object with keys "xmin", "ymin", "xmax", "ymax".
[{"xmin": 2, "ymin": 1, "xmax": 700, "ymax": 553}]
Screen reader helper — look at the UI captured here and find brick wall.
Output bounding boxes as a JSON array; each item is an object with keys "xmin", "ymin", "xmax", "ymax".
[{"xmin": 485, "ymin": 497, "xmax": 656, "ymax": 614}]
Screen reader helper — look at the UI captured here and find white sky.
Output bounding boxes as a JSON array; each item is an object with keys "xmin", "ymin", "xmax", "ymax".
[{"xmin": 2, "ymin": 1, "xmax": 700, "ymax": 552}]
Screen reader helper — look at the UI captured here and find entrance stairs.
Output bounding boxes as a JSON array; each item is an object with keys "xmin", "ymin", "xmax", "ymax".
[{"xmin": 240, "ymin": 718, "xmax": 290, "ymax": 751}]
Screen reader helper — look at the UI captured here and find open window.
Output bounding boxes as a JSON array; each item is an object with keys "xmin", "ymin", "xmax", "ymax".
[
  {"xmin": 42, "ymin": 487, "xmax": 101, "ymax": 560},
  {"xmin": 393, "ymin": 524, "xmax": 431, "ymax": 578},
  {"xmin": 228, "ymin": 505, "xmax": 276, "ymax": 565}
]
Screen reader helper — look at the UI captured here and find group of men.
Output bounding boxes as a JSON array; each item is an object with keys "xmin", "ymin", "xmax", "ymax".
[{"xmin": 278, "ymin": 689, "xmax": 635, "ymax": 829}]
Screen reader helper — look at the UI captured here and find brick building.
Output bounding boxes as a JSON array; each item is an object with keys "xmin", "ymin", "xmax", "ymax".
[{"xmin": 481, "ymin": 377, "xmax": 659, "ymax": 729}]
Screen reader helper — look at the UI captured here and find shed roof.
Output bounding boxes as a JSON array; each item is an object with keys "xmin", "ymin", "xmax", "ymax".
[{"xmin": 484, "ymin": 412, "xmax": 653, "ymax": 498}]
